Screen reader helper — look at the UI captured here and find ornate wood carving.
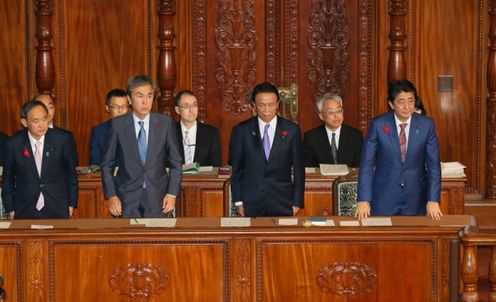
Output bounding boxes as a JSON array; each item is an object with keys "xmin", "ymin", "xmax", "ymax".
[
  {"xmin": 109, "ymin": 264, "xmax": 170, "ymax": 300},
  {"xmin": 486, "ymin": 0, "xmax": 496, "ymax": 200},
  {"xmin": 284, "ymin": 0, "xmax": 299, "ymax": 86},
  {"xmin": 233, "ymin": 239, "xmax": 251, "ymax": 302},
  {"xmin": 215, "ymin": 0, "xmax": 257, "ymax": 114},
  {"xmin": 27, "ymin": 241, "xmax": 45, "ymax": 302},
  {"xmin": 192, "ymin": 0, "xmax": 207, "ymax": 121},
  {"xmin": 265, "ymin": 0, "xmax": 280, "ymax": 84},
  {"xmin": 357, "ymin": 0, "xmax": 373, "ymax": 133},
  {"xmin": 461, "ymin": 246, "xmax": 479, "ymax": 302},
  {"xmin": 157, "ymin": 0, "xmax": 177, "ymax": 118},
  {"xmin": 316, "ymin": 261, "xmax": 377, "ymax": 296},
  {"xmin": 307, "ymin": 0, "xmax": 351, "ymax": 101},
  {"xmin": 387, "ymin": 0, "xmax": 407, "ymax": 81},
  {"xmin": 278, "ymin": 84, "xmax": 298, "ymax": 122},
  {"xmin": 35, "ymin": 0, "xmax": 55, "ymax": 96}
]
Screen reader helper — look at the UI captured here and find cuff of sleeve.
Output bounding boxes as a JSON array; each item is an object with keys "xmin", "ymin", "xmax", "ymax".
[
  {"xmin": 166, "ymin": 194, "xmax": 176, "ymax": 198},
  {"xmin": 234, "ymin": 201, "xmax": 243, "ymax": 207}
]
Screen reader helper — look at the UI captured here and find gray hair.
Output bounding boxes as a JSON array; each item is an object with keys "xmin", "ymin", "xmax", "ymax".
[
  {"xmin": 315, "ymin": 93, "xmax": 343, "ymax": 112},
  {"xmin": 127, "ymin": 74, "xmax": 156, "ymax": 95}
]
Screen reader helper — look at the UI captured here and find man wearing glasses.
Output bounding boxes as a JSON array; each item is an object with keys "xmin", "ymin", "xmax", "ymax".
[
  {"xmin": 89, "ymin": 88, "xmax": 129, "ymax": 166},
  {"xmin": 303, "ymin": 93, "xmax": 363, "ymax": 167},
  {"xmin": 174, "ymin": 90, "xmax": 221, "ymax": 167},
  {"xmin": 230, "ymin": 82, "xmax": 305, "ymax": 217}
]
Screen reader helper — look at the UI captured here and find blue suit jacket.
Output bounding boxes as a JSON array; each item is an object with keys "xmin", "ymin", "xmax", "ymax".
[
  {"xmin": 357, "ymin": 111, "xmax": 441, "ymax": 215},
  {"xmin": 89, "ymin": 120, "xmax": 111, "ymax": 165},
  {"xmin": 230, "ymin": 116, "xmax": 305, "ymax": 216}
]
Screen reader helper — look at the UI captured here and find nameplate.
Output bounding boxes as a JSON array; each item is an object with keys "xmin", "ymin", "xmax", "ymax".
[
  {"xmin": 0, "ymin": 221, "xmax": 12, "ymax": 229},
  {"xmin": 339, "ymin": 220, "xmax": 360, "ymax": 226},
  {"xmin": 131, "ymin": 218, "xmax": 177, "ymax": 227},
  {"xmin": 277, "ymin": 218, "xmax": 298, "ymax": 226},
  {"xmin": 31, "ymin": 224, "xmax": 54, "ymax": 229},
  {"xmin": 220, "ymin": 217, "xmax": 251, "ymax": 227},
  {"xmin": 361, "ymin": 217, "xmax": 392, "ymax": 226}
]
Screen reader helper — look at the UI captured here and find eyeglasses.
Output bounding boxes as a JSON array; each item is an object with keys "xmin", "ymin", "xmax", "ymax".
[
  {"xmin": 323, "ymin": 109, "xmax": 344, "ymax": 117},
  {"xmin": 108, "ymin": 104, "xmax": 129, "ymax": 110},
  {"xmin": 178, "ymin": 103, "xmax": 198, "ymax": 110}
]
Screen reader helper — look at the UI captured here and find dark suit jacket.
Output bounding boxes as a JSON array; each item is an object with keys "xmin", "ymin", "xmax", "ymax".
[
  {"xmin": 230, "ymin": 116, "xmax": 305, "ymax": 216},
  {"xmin": 303, "ymin": 124, "xmax": 363, "ymax": 167},
  {"xmin": 89, "ymin": 120, "xmax": 111, "ymax": 166},
  {"xmin": 1, "ymin": 128, "xmax": 79, "ymax": 219},
  {"xmin": 357, "ymin": 111, "xmax": 441, "ymax": 216},
  {"xmin": 101, "ymin": 112, "xmax": 182, "ymax": 218},
  {"xmin": 176, "ymin": 122, "xmax": 221, "ymax": 166},
  {"xmin": 0, "ymin": 131, "xmax": 8, "ymax": 166}
]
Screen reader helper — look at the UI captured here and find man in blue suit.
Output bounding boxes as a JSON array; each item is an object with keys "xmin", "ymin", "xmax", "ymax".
[
  {"xmin": 89, "ymin": 88, "xmax": 128, "ymax": 166},
  {"xmin": 230, "ymin": 82, "xmax": 305, "ymax": 217},
  {"xmin": 356, "ymin": 79, "xmax": 442, "ymax": 220},
  {"xmin": 101, "ymin": 75, "xmax": 182, "ymax": 218}
]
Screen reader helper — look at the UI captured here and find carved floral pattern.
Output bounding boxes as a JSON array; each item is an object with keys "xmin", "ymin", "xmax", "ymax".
[
  {"xmin": 235, "ymin": 240, "xmax": 251, "ymax": 301},
  {"xmin": 307, "ymin": 0, "xmax": 350, "ymax": 99},
  {"xmin": 316, "ymin": 261, "xmax": 377, "ymax": 296},
  {"xmin": 109, "ymin": 264, "xmax": 170, "ymax": 300},
  {"xmin": 487, "ymin": 0, "xmax": 496, "ymax": 199},
  {"xmin": 215, "ymin": 0, "xmax": 257, "ymax": 114}
]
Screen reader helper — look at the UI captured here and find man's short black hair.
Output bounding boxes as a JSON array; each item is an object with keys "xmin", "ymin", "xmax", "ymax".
[
  {"xmin": 387, "ymin": 79, "xmax": 418, "ymax": 103},
  {"xmin": 250, "ymin": 82, "xmax": 280, "ymax": 103},
  {"xmin": 174, "ymin": 90, "xmax": 196, "ymax": 106},
  {"xmin": 21, "ymin": 99, "xmax": 48, "ymax": 119},
  {"xmin": 105, "ymin": 88, "xmax": 127, "ymax": 106}
]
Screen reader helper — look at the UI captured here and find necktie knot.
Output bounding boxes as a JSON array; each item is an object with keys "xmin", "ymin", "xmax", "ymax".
[{"xmin": 400, "ymin": 123, "xmax": 408, "ymax": 130}]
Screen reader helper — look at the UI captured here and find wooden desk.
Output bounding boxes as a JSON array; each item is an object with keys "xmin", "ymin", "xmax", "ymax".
[
  {"xmin": 0, "ymin": 216, "xmax": 476, "ymax": 302},
  {"xmin": 75, "ymin": 172, "xmax": 466, "ymax": 218}
]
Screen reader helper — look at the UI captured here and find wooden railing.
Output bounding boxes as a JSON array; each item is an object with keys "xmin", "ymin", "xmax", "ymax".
[{"xmin": 461, "ymin": 233, "xmax": 496, "ymax": 301}]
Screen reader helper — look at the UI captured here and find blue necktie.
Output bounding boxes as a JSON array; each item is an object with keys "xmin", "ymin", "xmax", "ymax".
[{"xmin": 138, "ymin": 121, "xmax": 147, "ymax": 165}]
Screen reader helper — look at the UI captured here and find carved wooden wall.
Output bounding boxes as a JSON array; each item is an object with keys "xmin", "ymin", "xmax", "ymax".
[{"xmin": 0, "ymin": 0, "xmax": 493, "ymax": 200}]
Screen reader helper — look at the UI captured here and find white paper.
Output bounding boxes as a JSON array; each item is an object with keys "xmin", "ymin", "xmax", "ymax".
[
  {"xmin": 131, "ymin": 218, "xmax": 177, "ymax": 227},
  {"xmin": 305, "ymin": 167, "xmax": 317, "ymax": 174},
  {"xmin": 320, "ymin": 164, "xmax": 349, "ymax": 176},
  {"xmin": 220, "ymin": 217, "xmax": 251, "ymax": 227},
  {"xmin": 31, "ymin": 224, "xmax": 54, "ymax": 229},
  {"xmin": 325, "ymin": 219, "xmax": 335, "ymax": 226},
  {"xmin": 0, "ymin": 221, "xmax": 12, "ymax": 229},
  {"xmin": 339, "ymin": 220, "xmax": 360, "ymax": 226},
  {"xmin": 361, "ymin": 217, "xmax": 392, "ymax": 226},
  {"xmin": 199, "ymin": 166, "xmax": 214, "ymax": 172},
  {"xmin": 278, "ymin": 218, "xmax": 299, "ymax": 225}
]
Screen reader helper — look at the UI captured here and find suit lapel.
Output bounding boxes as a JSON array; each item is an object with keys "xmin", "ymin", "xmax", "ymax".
[
  {"xmin": 318, "ymin": 125, "xmax": 333, "ymax": 162},
  {"xmin": 124, "ymin": 113, "xmax": 143, "ymax": 168},
  {"xmin": 145, "ymin": 113, "xmax": 161, "ymax": 167},
  {"xmin": 250, "ymin": 118, "xmax": 265, "ymax": 161},
  {"xmin": 194, "ymin": 123, "xmax": 205, "ymax": 163},
  {"xmin": 22, "ymin": 131, "xmax": 40, "ymax": 180},
  {"xmin": 176, "ymin": 123, "xmax": 185, "ymax": 160},
  {"xmin": 40, "ymin": 129, "xmax": 53, "ymax": 179},
  {"xmin": 406, "ymin": 114, "xmax": 421, "ymax": 162},
  {"xmin": 385, "ymin": 113, "xmax": 403, "ymax": 163}
]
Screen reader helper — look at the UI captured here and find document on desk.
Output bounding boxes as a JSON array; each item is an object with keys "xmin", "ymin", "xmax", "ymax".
[
  {"xmin": 277, "ymin": 218, "xmax": 299, "ymax": 225},
  {"xmin": 0, "ymin": 221, "xmax": 12, "ymax": 229},
  {"xmin": 361, "ymin": 217, "xmax": 392, "ymax": 226},
  {"xmin": 320, "ymin": 164, "xmax": 349, "ymax": 176},
  {"xmin": 221, "ymin": 217, "xmax": 251, "ymax": 227},
  {"xmin": 131, "ymin": 218, "xmax": 177, "ymax": 227},
  {"xmin": 339, "ymin": 220, "xmax": 360, "ymax": 226},
  {"xmin": 31, "ymin": 224, "xmax": 54, "ymax": 229}
]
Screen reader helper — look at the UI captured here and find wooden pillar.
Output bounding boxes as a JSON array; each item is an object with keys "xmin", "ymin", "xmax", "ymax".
[
  {"xmin": 486, "ymin": 0, "xmax": 496, "ymax": 200},
  {"xmin": 157, "ymin": 0, "xmax": 177, "ymax": 119},
  {"xmin": 35, "ymin": 0, "xmax": 55, "ymax": 96},
  {"xmin": 387, "ymin": 0, "xmax": 407, "ymax": 82},
  {"xmin": 462, "ymin": 245, "xmax": 479, "ymax": 302}
]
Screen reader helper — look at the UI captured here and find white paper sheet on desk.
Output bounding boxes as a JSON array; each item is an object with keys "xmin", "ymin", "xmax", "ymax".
[
  {"xmin": 0, "ymin": 221, "xmax": 12, "ymax": 229},
  {"xmin": 131, "ymin": 218, "xmax": 177, "ymax": 227},
  {"xmin": 361, "ymin": 217, "xmax": 392, "ymax": 226},
  {"xmin": 199, "ymin": 166, "xmax": 214, "ymax": 172},
  {"xmin": 221, "ymin": 217, "xmax": 251, "ymax": 227},
  {"xmin": 339, "ymin": 220, "xmax": 360, "ymax": 226},
  {"xmin": 31, "ymin": 224, "xmax": 54, "ymax": 229},
  {"xmin": 320, "ymin": 164, "xmax": 349, "ymax": 176},
  {"xmin": 278, "ymin": 218, "xmax": 298, "ymax": 225}
]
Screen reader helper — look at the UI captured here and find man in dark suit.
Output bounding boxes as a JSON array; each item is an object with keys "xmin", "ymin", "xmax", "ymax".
[
  {"xmin": 89, "ymin": 88, "xmax": 129, "ymax": 166},
  {"xmin": 2, "ymin": 100, "xmax": 79, "ymax": 219},
  {"xmin": 174, "ymin": 90, "xmax": 221, "ymax": 167},
  {"xmin": 101, "ymin": 75, "xmax": 182, "ymax": 218},
  {"xmin": 356, "ymin": 79, "xmax": 442, "ymax": 220},
  {"xmin": 0, "ymin": 131, "xmax": 8, "ymax": 166},
  {"xmin": 303, "ymin": 93, "xmax": 363, "ymax": 167},
  {"xmin": 230, "ymin": 82, "xmax": 305, "ymax": 217}
]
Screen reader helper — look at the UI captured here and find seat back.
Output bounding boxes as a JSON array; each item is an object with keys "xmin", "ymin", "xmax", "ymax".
[{"xmin": 332, "ymin": 169, "xmax": 358, "ymax": 216}]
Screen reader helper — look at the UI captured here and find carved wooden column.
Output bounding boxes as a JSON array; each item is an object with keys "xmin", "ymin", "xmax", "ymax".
[
  {"xmin": 157, "ymin": 0, "xmax": 177, "ymax": 119},
  {"xmin": 486, "ymin": 0, "xmax": 496, "ymax": 200},
  {"xmin": 461, "ymin": 245, "xmax": 479, "ymax": 302},
  {"xmin": 387, "ymin": 0, "xmax": 407, "ymax": 82},
  {"xmin": 35, "ymin": 0, "xmax": 55, "ymax": 95}
]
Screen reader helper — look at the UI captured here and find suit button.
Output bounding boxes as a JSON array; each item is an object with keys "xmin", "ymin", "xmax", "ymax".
[{"xmin": 40, "ymin": 184, "xmax": 45, "ymax": 188}]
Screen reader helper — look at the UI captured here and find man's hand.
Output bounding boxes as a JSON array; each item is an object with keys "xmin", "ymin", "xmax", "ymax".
[
  {"xmin": 8, "ymin": 211, "xmax": 14, "ymax": 220},
  {"xmin": 292, "ymin": 206, "xmax": 300, "ymax": 216},
  {"xmin": 355, "ymin": 201, "xmax": 371, "ymax": 221},
  {"xmin": 162, "ymin": 195, "xmax": 176, "ymax": 214},
  {"xmin": 426, "ymin": 201, "xmax": 443, "ymax": 220},
  {"xmin": 108, "ymin": 196, "xmax": 122, "ymax": 216},
  {"xmin": 236, "ymin": 205, "xmax": 245, "ymax": 217},
  {"xmin": 69, "ymin": 207, "xmax": 74, "ymax": 218}
]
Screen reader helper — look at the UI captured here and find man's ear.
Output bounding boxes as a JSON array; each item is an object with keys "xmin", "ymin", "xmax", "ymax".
[
  {"xmin": 174, "ymin": 106, "xmax": 180, "ymax": 115},
  {"xmin": 388, "ymin": 101, "xmax": 394, "ymax": 110},
  {"xmin": 318, "ymin": 112, "xmax": 325, "ymax": 122},
  {"xmin": 21, "ymin": 118, "xmax": 28, "ymax": 128},
  {"xmin": 127, "ymin": 95, "xmax": 131, "ymax": 105},
  {"xmin": 105, "ymin": 105, "xmax": 110, "ymax": 113}
]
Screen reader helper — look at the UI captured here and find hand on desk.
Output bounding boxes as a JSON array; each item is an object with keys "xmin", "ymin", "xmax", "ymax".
[
  {"xmin": 355, "ymin": 201, "xmax": 371, "ymax": 221},
  {"xmin": 162, "ymin": 195, "xmax": 176, "ymax": 214},
  {"xmin": 426, "ymin": 201, "xmax": 443, "ymax": 220},
  {"xmin": 236, "ymin": 205, "xmax": 245, "ymax": 217},
  {"xmin": 108, "ymin": 196, "xmax": 122, "ymax": 216}
]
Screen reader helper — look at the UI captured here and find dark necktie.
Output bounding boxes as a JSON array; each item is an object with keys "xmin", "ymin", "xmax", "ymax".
[
  {"xmin": 331, "ymin": 132, "xmax": 338, "ymax": 164},
  {"xmin": 399, "ymin": 123, "xmax": 407, "ymax": 162},
  {"xmin": 34, "ymin": 141, "xmax": 44, "ymax": 210},
  {"xmin": 137, "ymin": 121, "xmax": 147, "ymax": 165},
  {"xmin": 262, "ymin": 124, "xmax": 271, "ymax": 160}
]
